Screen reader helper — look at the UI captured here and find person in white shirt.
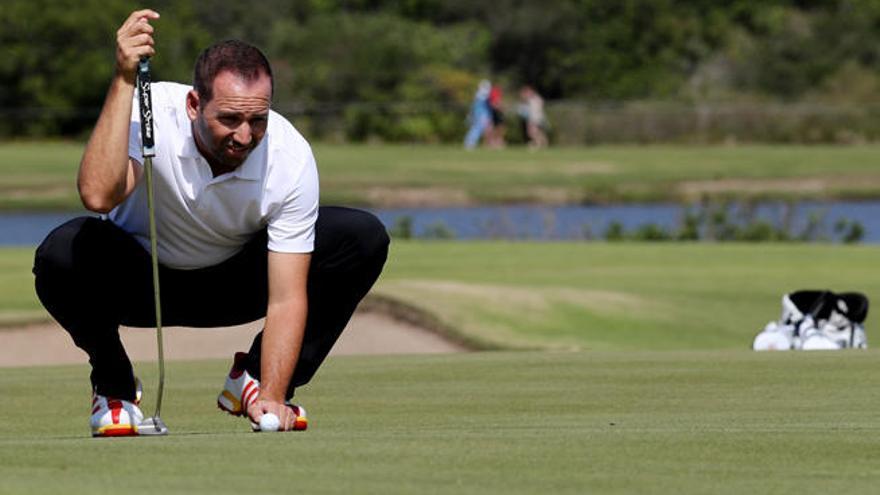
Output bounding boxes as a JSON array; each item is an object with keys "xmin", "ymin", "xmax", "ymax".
[
  {"xmin": 33, "ymin": 9, "xmax": 389, "ymax": 436},
  {"xmin": 518, "ymin": 85, "xmax": 548, "ymax": 149}
]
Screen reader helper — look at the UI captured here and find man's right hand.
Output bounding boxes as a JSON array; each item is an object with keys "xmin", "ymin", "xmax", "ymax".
[
  {"xmin": 247, "ymin": 398, "xmax": 299, "ymax": 431},
  {"xmin": 115, "ymin": 9, "xmax": 160, "ymax": 84},
  {"xmin": 78, "ymin": 9, "xmax": 158, "ymax": 213}
]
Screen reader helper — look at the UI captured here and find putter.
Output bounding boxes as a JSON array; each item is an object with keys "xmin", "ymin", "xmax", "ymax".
[{"xmin": 136, "ymin": 57, "xmax": 168, "ymax": 436}]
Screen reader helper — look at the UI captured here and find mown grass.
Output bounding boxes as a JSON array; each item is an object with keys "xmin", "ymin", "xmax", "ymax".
[
  {"xmin": 3, "ymin": 141, "xmax": 880, "ymax": 209},
  {"xmin": 1, "ymin": 351, "xmax": 878, "ymax": 494},
  {"xmin": 0, "ymin": 247, "xmax": 43, "ymax": 325}
]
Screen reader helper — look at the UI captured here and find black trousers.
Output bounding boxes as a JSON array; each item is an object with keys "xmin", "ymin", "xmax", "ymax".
[{"xmin": 33, "ymin": 206, "xmax": 389, "ymax": 401}]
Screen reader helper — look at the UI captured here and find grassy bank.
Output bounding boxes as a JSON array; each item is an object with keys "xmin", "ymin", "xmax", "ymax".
[
  {"xmin": 1, "ymin": 350, "xmax": 878, "ymax": 494},
  {"xmin": 3, "ymin": 142, "xmax": 880, "ymax": 210},
  {"xmin": 4, "ymin": 242, "xmax": 877, "ymax": 351},
  {"xmin": 0, "ymin": 247, "xmax": 42, "ymax": 326},
  {"xmin": 377, "ymin": 241, "xmax": 879, "ymax": 350}
]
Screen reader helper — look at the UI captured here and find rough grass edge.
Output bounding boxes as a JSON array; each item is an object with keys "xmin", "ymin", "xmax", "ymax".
[{"xmin": 360, "ymin": 293, "xmax": 507, "ymax": 351}]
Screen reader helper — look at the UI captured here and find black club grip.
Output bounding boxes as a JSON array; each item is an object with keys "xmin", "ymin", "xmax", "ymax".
[{"xmin": 138, "ymin": 58, "xmax": 156, "ymax": 158}]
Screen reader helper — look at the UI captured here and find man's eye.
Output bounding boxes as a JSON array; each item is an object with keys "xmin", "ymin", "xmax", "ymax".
[{"xmin": 219, "ymin": 116, "xmax": 239, "ymax": 126}]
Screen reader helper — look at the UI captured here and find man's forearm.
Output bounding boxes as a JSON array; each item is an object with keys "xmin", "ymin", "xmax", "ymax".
[
  {"xmin": 259, "ymin": 298, "xmax": 308, "ymax": 401},
  {"xmin": 77, "ymin": 74, "xmax": 138, "ymax": 213},
  {"xmin": 78, "ymin": 9, "xmax": 158, "ymax": 213}
]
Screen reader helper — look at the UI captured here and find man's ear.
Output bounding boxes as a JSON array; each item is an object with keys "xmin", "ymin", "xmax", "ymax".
[{"xmin": 186, "ymin": 90, "xmax": 200, "ymax": 121}]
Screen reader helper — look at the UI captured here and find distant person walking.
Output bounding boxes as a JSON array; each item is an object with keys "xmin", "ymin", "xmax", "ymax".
[
  {"xmin": 464, "ymin": 80, "xmax": 492, "ymax": 149},
  {"xmin": 518, "ymin": 85, "xmax": 548, "ymax": 149},
  {"xmin": 486, "ymin": 84, "xmax": 506, "ymax": 148}
]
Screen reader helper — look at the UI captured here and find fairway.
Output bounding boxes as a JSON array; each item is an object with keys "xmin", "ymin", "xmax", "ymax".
[
  {"xmin": 1, "ymin": 350, "xmax": 878, "ymax": 494},
  {"xmin": 377, "ymin": 242, "xmax": 880, "ymax": 351},
  {"xmin": 3, "ymin": 142, "xmax": 880, "ymax": 210}
]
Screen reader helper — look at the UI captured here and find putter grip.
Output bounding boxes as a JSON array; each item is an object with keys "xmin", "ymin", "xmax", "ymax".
[{"xmin": 138, "ymin": 58, "xmax": 156, "ymax": 158}]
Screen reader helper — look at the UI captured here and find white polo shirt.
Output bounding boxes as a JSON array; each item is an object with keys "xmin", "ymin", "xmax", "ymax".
[{"xmin": 109, "ymin": 82, "xmax": 319, "ymax": 270}]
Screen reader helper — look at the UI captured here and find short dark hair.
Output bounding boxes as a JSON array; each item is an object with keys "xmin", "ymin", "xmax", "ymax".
[{"xmin": 193, "ymin": 40, "xmax": 273, "ymax": 102}]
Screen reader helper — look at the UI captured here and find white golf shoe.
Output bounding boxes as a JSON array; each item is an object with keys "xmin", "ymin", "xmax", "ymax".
[
  {"xmin": 90, "ymin": 378, "xmax": 145, "ymax": 437},
  {"xmin": 217, "ymin": 352, "xmax": 308, "ymax": 431}
]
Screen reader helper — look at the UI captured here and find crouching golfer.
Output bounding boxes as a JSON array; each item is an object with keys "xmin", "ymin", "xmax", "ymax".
[{"xmin": 32, "ymin": 9, "xmax": 388, "ymax": 436}]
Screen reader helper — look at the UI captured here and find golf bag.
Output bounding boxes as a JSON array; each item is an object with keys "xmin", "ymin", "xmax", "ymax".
[{"xmin": 752, "ymin": 290, "xmax": 869, "ymax": 351}]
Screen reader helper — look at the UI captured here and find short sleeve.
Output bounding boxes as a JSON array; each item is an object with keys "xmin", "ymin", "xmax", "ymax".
[{"xmin": 267, "ymin": 151, "xmax": 320, "ymax": 253}]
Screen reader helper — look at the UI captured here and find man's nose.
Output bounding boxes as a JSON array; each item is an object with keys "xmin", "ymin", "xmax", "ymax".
[{"xmin": 234, "ymin": 124, "xmax": 252, "ymax": 145}]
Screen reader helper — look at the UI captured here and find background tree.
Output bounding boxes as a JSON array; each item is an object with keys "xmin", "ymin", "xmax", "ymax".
[{"xmin": 3, "ymin": 0, "xmax": 880, "ymax": 142}]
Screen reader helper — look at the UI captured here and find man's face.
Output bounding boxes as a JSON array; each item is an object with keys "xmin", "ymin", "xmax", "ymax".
[{"xmin": 186, "ymin": 70, "xmax": 272, "ymax": 171}]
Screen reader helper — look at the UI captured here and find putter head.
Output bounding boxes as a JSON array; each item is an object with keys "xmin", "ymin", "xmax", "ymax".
[{"xmin": 138, "ymin": 416, "xmax": 169, "ymax": 436}]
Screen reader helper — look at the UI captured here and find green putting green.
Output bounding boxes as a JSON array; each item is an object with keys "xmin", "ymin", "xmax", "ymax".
[{"xmin": 1, "ymin": 351, "xmax": 878, "ymax": 494}]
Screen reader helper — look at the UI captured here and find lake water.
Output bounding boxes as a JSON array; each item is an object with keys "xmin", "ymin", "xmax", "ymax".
[
  {"xmin": 371, "ymin": 201, "xmax": 880, "ymax": 242},
  {"xmin": 2, "ymin": 201, "xmax": 879, "ymax": 245}
]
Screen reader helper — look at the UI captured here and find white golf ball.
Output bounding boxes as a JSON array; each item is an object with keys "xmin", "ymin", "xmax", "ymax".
[{"xmin": 259, "ymin": 413, "xmax": 280, "ymax": 432}]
